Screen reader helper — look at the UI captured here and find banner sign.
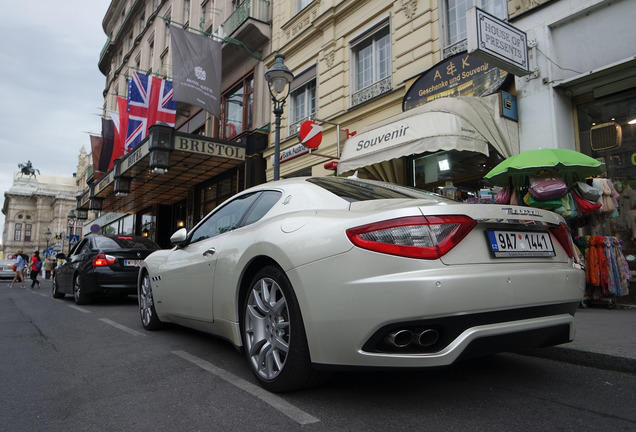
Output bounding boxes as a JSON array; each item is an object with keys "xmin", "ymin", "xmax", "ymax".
[
  {"xmin": 175, "ymin": 135, "xmax": 245, "ymax": 161},
  {"xmin": 170, "ymin": 25, "xmax": 222, "ymax": 118},
  {"xmin": 402, "ymin": 52, "xmax": 508, "ymax": 110}
]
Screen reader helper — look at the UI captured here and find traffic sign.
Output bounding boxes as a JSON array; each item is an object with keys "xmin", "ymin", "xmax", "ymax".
[{"xmin": 299, "ymin": 120, "xmax": 323, "ymax": 149}]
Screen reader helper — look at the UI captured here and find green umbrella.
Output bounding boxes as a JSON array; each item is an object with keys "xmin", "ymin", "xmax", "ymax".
[{"xmin": 484, "ymin": 148, "xmax": 605, "ymax": 186}]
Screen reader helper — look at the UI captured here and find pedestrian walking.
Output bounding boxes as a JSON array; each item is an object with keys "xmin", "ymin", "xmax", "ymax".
[
  {"xmin": 9, "ymin": 250, "xmax": 27, "ymax": 288},
  {"xmin": 44, "ymin": 257, "xmax": 54, "ymax": 279},
  {"xmin": 28, "ymin": 251, "xmax": 41, "ymax": 289}
]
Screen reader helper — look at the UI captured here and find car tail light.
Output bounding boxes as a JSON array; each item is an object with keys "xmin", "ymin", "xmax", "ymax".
[
  {"xmin": 346, "ymin": 215, "xmax": 476, "ymax": 259},
  {"xmin": 549, "ymin": 223, "xmax": 575, "ymax": 259},
  {"xmin": 93, "ymin": 254, "xmax": 117, "ymax": 267}
]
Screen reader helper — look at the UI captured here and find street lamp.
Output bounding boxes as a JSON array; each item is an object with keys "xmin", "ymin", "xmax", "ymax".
[
  {"xmin": 44, "ymin": 228, "xmax": 52, "ymax": 258},
  {"xmin": 67, "ymin": 210, "xmax": 77, "ymax": 254},
  {"xmin": 265, "ymin": 54, "xmax": 294, "ymax": 180}
]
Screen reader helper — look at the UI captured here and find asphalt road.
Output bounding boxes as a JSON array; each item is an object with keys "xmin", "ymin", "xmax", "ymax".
[{"xmin": 1, "ymin": 284, "xmax": 635, "ymax": 432}]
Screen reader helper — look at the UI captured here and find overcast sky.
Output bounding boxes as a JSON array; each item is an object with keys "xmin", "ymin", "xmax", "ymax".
[{"xmin": 0, "ymin": 1, "xmax": 111, "ymax": 243}]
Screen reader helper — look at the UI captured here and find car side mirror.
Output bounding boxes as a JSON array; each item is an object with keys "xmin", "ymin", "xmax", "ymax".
[{"xmin": 170, "ymin": 228, "xmax": 188, "ymax": 245}]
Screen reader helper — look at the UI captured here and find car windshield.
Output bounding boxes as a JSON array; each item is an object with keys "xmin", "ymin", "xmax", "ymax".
[
  {"xmin": 94, "ymin": 236, "xmax": 160, "ymax": 250},
  {"xmin": 306, "ymin": 177, "xmax": 451, "ymax": 202}
]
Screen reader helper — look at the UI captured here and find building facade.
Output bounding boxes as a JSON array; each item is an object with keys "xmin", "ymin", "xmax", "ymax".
[
  {"xmin": 2, "ymin": 172, "xmax": 82, "ymax": 259},
  {"xmin": 264, "ymin": 0, "xmax": 635, "ymax": 246},
  {"xmin": 81, "ymin": 0, "xmax": 635, "ymax": 256},
  {"xmin": 82, "ymin": 0, "xmax": 274, "ymax": 247}
]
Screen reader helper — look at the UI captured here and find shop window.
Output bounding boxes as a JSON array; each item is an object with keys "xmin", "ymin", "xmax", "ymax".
[
  {"xmin": 14, "ymin": 223, "xmax": 22, "ymax": 242},
  {"xmin": 141, "ymin": 213, "xmax": 157, "ymax": 238},
  {"xmin": 222, "ymin": 75, "xmax": 254, "ymax": 140},
  {"xmin": 576, "ymin": 88, "xmax": 636, "ymax": 251},
  {"xmin": 440, "ymin": 0, "xmax": 507, "ymax": 58},
  {"xmin": 289, "ymin": 79, "xmax": 316, "ymax": 134},
  {"xmin": 412, "ymin": 146, "xmax": 504, "ymax": 200},
  {"xmin": 24, "ymin": 224, "xmax": 32, "ymax": 242},
  {"xmin": 351, "ymin": 22, "xmax": 392, "ymax": 107}
]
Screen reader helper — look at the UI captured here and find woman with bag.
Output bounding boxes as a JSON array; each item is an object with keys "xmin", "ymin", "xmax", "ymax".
[
  {"xmin": 28, "ymin": 251, "xmax": 41, "ymax": 289},
  {"xmin": 9, "ymin": 250, "xmax": 27, "ymax": 288}
]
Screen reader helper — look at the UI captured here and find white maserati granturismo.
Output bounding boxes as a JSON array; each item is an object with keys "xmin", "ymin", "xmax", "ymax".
[{"xmin": 138, "ymin": 176, "xmax": 585, "ymax": 392}]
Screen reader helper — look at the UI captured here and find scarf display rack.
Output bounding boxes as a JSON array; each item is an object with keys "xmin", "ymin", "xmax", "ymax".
[{"xmin": 574, "ymin": 235, "xmax": 631, "ymax": 308}]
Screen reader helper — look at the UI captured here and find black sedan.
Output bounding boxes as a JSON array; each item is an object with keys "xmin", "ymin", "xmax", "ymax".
[{"xmin": 52, "ymin": 234, "xmax": 160, "ymax": 304}]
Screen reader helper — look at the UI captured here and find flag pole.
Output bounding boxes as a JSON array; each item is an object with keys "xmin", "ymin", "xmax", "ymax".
[{"xmin": 160, "ymin": 17, "xmax": 262, "ymax": 61}]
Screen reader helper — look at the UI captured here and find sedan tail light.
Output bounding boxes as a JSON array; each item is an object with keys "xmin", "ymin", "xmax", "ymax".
[
  {"xmin": 346, "ymin": 215, "xmax": 476, "ymax": 259},
  {"xmin": 549, "ymin": 223, "xmax": 575, "ymax": 260},
  {"xmin": 92, "ymin": 254, "xmax": 117, "ymax": 267}
]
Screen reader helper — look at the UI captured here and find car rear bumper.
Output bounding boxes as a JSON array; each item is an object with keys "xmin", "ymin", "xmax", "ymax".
[
  {"xmin": 83, "ymin": 268, "xmax": 140, "ymax": 295},
  {"xmin": 287, "ymin": 249, "xmax": 585, "ymax": 368}
]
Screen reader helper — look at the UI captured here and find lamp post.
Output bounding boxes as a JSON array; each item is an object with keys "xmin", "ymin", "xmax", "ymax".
[
  {"xmin": 265, "ymin": 54, "xmax": 294, "ymax": 181},
  {"xmin": 67, "ymin": 210, "xmax": 77, "ymax": 254},
  {"xmin": 44, "ymin": 228, "xmax": 52, "ymax": 258}
]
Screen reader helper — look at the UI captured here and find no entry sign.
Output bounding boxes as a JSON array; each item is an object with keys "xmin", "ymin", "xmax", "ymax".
[{"xmin": 299, "ymin": 120, "xmax": 323, "ymax": 149}]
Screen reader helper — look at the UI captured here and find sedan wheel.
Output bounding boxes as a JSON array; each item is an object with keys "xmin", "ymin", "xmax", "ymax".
[
  {"xmin": 243, "ymin": 266, "xmax": 327, "ymax": 392},
  {"xmin": 139, "ymin": 272, "xmax": 161, "ymax": 330},
  {"xmin": 51, "ymin": 274, "xmax": 65, "ymax": 299},
  {"xmin": 73, "ymin": 275, "xmax": 91, "ymax": 305}
]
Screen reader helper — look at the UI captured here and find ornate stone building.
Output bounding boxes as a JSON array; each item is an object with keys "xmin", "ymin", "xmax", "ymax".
[{"xmin": 1, "ymin": 152, "xmax": 89, "ymax": 259}]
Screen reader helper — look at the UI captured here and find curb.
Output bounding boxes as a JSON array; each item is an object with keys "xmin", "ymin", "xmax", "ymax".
[{"xmin": 517, "ymin": 346, "xmax": 636, "ymax": 375}]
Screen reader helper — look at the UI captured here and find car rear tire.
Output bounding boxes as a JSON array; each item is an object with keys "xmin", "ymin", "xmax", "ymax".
[
  {"xmin": 52, "ymin": 274, "xmax": 65, "ymax": 299},
  {"xmin": 139, "ymin": 272, "xmax": 162, "ymax": 330},
  {"xmin": 73, "ymin": 274, "xmax": 91, "ymax": 305},
  {"xmin": 242, "ymin": 266, "xmax": 328, "ymax": 392}
]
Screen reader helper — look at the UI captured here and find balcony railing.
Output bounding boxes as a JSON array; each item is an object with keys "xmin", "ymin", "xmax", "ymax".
[
  {"xmin": 351, "ymin": 76, "xmax": 393, "ymax": 107},
  {"xmin": 222, "ymin": 0, "xmax": 270, "ymax": 37}
]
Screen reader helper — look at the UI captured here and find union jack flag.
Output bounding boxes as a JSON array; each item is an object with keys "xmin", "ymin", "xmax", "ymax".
[{"xmin": 125, "ymin": 72, "xmax": 177, "ymax": 152}]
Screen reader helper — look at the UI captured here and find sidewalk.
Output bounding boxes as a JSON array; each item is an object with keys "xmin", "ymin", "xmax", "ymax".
[
  {"xmin": 8, "ymin": 278, "xmax": 636, "ymax": 374},
  {"xmin": 520, "ymin": 303, "xmax": 636, "ymax": 374}
]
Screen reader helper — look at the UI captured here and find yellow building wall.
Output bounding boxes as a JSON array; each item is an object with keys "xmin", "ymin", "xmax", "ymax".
[{"xmin": 265, "ymin": 0, "xmax": 525, "ymax": 180}]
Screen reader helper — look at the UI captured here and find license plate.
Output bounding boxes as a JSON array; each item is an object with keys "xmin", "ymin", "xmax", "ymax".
[
  {"xmin": 124, "ymin": 260, "xmax": 143, "ymax": 267},
  {"xmin": 487, "ymin": 230, "xmax": 555, "ymax": 258}
]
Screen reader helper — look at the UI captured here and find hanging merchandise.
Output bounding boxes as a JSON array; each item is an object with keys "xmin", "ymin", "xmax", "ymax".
[
  {"xmin": 529, "ymin": 173, "xmax": 568, "ymax": 200},
  {"xmin": 572, "ymin": 190, "xmax": 603, "ymax": 215},
  {"xmin": 574, "ymin": 235, "xmax": 631, "ymax": 301}
]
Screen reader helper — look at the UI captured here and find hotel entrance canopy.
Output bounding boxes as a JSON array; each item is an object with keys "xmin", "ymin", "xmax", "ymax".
[{"xmin": 78, "ymin": 125, "xmax": 246, "ymax": 214}]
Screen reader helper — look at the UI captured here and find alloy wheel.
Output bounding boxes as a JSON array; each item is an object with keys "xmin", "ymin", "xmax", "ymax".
[
  {"xmin": 244, "ymin": 276, "xmax": 290, "ymax": 381},
  {"xmin": 140, "ymin": 274, "xmax": 154, "ymax": 327}
]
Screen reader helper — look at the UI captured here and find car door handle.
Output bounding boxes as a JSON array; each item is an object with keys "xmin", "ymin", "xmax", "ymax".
[{"xmin": 203, "ymin": 248, "xmax": 216, "ymax": 257}]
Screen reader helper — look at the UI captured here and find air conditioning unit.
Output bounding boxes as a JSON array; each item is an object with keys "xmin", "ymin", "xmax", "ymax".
[{"xmin": 590, "ymin": 122, "xmax": 622, "ymax": 151}]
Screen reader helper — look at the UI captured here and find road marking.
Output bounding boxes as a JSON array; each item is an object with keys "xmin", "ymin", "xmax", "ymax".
[
  {"xmin": 68, "ymin": 305, "xmax": 91, "ymax": 313},
  {"xmin": 172, "ymin": 350, "xmax": 320, "ymax": 425},
  {"xmin": 99, "ymin": 318, "xmax": 146, "ymax": 336}
]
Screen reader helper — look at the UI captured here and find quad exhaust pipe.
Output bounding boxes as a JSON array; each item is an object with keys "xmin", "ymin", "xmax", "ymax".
[{"xmin": 385, "ymin": 328, "xmax": 440, "ymax": 348}]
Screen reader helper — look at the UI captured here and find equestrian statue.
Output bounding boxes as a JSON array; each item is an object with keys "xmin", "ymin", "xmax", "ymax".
[{"xmin": 18, "ymin": 161, "xmax": 40, "ymax": 178}]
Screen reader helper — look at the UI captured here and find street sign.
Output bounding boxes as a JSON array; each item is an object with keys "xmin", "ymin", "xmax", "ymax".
[
  {"xmin": 69, "ymin": 235, "xmax": 80, "ymax": 246},
  {"xmin": 299, "ymin": 120, "xmax": 323, "ymax": 149},
  {"xmin": 467, "ymin": 7, "xmax": 529, "ymax": 76}
]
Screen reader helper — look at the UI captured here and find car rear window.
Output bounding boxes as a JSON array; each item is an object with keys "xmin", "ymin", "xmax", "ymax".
[
  {"xmin": 306, "ymin": 177, "xmax": 450, "ymax": 202},
  {"xmin": 94, "ymin": 236, "xmax": 160, "ymax": 250}
]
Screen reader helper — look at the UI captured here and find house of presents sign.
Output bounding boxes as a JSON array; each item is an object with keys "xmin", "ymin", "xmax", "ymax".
[{"xmin": 467, "ymin": 7, "xmax": 530, "ymax": 76}]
